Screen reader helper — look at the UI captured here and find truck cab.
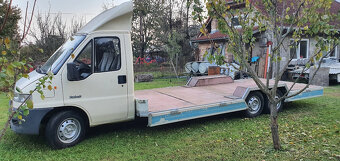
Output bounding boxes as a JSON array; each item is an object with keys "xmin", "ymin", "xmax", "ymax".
[{"xmin": 11, "ymin": 1, "xmax": 135, "ymax": 149}]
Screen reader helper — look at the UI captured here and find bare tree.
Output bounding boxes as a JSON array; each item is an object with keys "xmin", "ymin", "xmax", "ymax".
[
  {"xmin": 102, "ymin": 0, "xmax": 116, "ymax": 10},
  {"xmin": 30, "ymin": 12, "xmax": 67, "ymax": 61},
  {"xmin": 70, "ymin": 16, "xmax": 85, "ymax": 35}
]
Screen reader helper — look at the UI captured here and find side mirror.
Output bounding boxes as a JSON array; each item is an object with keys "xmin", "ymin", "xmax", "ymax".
[{"xmin": 67, "ymin": 62, "xmax": 80, "ymax": 81}]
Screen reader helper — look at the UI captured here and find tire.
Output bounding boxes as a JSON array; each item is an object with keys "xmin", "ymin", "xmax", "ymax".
[
  {"xmin": 244, "ymin": 91, "xmax": 264, "ymax": 118},
  {"xmin": 263, "ymin": 90, "xmax": 284, "ymax": 113},
  {"xmin": 45, "ymin": 110, "xmax": 86, "ymax": 149}
]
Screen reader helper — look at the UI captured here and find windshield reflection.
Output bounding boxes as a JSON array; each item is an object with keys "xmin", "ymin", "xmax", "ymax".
[{"xmin": 39, "ymin": 35, "xmax": 85, "ymax": 74}]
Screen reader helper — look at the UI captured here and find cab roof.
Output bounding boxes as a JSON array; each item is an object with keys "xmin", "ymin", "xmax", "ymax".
[{"xmin": 77, "ymin": 1, "xmax": 133, "ymax": 35}]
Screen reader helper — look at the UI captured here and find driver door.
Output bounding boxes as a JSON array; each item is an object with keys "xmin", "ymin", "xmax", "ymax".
[{"xmin": 62, "ymin": 36, "xmax": 128, "ymax": 125}]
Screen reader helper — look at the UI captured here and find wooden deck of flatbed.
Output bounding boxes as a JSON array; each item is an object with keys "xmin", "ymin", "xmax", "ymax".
[{"xmin": 135, "ymin": 78, "xmax": 323, "ymax": 127}]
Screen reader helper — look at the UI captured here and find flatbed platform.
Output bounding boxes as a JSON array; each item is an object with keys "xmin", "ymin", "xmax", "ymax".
[{"xmin": 135, "ymin": 78, "xmax": 323, "ymax": 127}]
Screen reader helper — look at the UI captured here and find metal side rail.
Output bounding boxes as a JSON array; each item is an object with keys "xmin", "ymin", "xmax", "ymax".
[
  {"xmin": 285, "ymin": 87, "xmax": 324, "ymax": 102},
  {"xmin": 147, "ymin": 99, "xmax": 247, "ymax": 127}
]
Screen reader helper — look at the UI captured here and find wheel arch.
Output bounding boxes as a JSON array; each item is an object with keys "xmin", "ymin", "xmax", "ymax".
[
  {"xmin": 238, "ymin": 85, "xmax": 288, "ymax": 100},
  {"xmin": 40, "ymin": 106, "xmax": 91, "ymax": 132}
]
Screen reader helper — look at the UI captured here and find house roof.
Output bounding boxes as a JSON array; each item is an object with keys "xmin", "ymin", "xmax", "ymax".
[
  {"xmin": 192, "ymin": 31, "xmax": 229, "ymax": 42},
  {"xmin": 192, "ymin": 0, "xmax": 340, "ymax": 42},
  {"xmin": 192, "ymin": 26, "xmax": 259, "ymax": 42}
]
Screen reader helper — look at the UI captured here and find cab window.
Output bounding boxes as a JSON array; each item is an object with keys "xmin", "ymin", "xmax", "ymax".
[
  {"xmin": 94, "ymin": 37, "xmax": 121, "ymax": 73},
  {"xmin": 74, "ymin": 40, "xmax": 93, "ymax": 79}
]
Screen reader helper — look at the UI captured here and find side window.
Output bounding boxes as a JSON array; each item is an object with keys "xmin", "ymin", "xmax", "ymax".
[
  {"xmin": 75, "ymin": 41, "xmax": 93, "ymax": 79},
  {"xmin": 94, "ymin": 37, "xmax": 121, "ymax": 73},
  {"xmin": 75, "ymin": 41, "xmax": 92, "ymax": 66},
  {"xmin": 290, "ymin": 39, "xmax": 308, "ymax": 59},
  {"xmin": 290, "ymin": 40, "xmax": 297, "ymax": 59}
]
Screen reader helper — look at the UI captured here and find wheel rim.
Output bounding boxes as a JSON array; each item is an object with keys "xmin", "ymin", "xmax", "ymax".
[
  {"xmin": 247, "ymin": 96, "xmax": 261, "ymax": 114},
  {"xmin": 57, "ymin": 118, "xmax": 81, "ymax": 144}
]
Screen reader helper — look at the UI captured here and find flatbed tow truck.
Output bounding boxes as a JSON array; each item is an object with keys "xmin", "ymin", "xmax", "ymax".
[{"xmin": 10, "ymin": 1, "xmax": 323, "ymax": 149}]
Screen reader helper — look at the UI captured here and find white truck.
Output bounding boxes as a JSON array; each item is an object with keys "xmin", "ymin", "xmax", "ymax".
[{"xmin": 10, "ymin": 1, "xmax": 324, "ymax": 149}]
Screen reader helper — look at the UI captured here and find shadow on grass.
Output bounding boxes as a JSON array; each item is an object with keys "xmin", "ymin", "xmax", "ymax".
[
  {"xmin": 2, "ymin": 111, "xmax": 244, "ymax": 149},
  {"xmin": 86, "ymin": 111, "xmax": 244, "ymax": 139}
]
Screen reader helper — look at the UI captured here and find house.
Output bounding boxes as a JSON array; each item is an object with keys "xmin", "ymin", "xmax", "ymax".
[{"xmin": 191, "ymin": 0, "xmax": 340, "ymax": 78}]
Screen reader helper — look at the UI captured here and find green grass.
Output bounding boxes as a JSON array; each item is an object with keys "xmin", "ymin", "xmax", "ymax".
[
  {"xmin": 134, "ymin": 71, "xmax": 186, "ymax": 79},
  {"xmin": 134, "ymin": 78, "xmax": 187, "ymax": 90},
  {"xmin": 0, "ymin": 81, "xmax": 339, "ymax": 160}
]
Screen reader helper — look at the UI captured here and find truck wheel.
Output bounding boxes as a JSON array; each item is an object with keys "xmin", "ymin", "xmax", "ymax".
[
  {"xmin": 45, "ymin": 111, "xmax": 86, "ymax": 149},
  {"xmin": 263, "ymin": 90, "xmax": 284, "ymax": 113},
  {"xmin": 244, "ymin": 91, "xmax": 264, "ymax": 118}
]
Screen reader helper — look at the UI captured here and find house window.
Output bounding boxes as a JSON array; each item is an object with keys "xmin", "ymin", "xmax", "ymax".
[
  {"xmin": 203, "ymin": 48, "xmax": 212, "ymax": 61},
  {"xmin": 231, "ymin": 17, "xmax": 240, "ymax": 26},
  {"xmin": 290, "ymin": 39, "xmax": 309, "ymax": 59},
  {"xmin": 328, "ymin": 45, "xmax": 338, "ymax": 58}
]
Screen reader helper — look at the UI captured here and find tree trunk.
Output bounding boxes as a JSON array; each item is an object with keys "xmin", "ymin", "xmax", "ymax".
[
  {"xmin": 169, "ymin": 0, "xmax": 173, "ymax": 34},
  {"xmin": 170, "ymin": 58, "xmax": 179, "ymax": 79},
  {"xmin": 175, "ymin": 53, "xmax": 178, "ymax": 73},
  {"xmin": 139, "ymin": 15, "xmax": 144, "ymax": 58},
  {"xmin": 186, "ymin": 0, "xmax": 190, "ymax": 39},
  {"xmin": 269, "ymin": 102, "xmax": 281, "ymax": 150}
]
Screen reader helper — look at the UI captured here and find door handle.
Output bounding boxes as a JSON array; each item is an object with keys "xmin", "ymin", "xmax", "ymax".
[{"xmin": 118, "ymin": 75, "xmax": 127, "ymax": 84}]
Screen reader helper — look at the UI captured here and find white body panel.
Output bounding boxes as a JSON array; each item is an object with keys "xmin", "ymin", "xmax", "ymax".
[
  {"xmin": 14, "ymin": 70, "xmax": 64, "ymax": 110},
  {"xmin": 61, "ymin": 32, "xmax": 133, "ymax": 126}
]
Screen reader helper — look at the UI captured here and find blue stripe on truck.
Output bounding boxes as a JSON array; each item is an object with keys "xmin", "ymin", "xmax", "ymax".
[
  {"xmin": 286, "ymin": 89, "xmax": 323, "ymax": 102},
  {"xmin": 149, "ymin": 102, "xmax": 247, "ymax": 127}
]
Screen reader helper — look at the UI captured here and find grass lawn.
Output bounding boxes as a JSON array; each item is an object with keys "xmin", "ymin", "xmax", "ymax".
[
  {"xmin": 0, "ymin": 80, "xmax": 339, "ymax": 160},
  {"xmin": 134, "ymin": 78, "xmax": 187, "ymax": 90}
]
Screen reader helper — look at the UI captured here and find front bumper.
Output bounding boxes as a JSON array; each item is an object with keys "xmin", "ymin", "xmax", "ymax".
[{"xmin": 10, "ymin": 101, "xmax": 53, "ymax": 135}]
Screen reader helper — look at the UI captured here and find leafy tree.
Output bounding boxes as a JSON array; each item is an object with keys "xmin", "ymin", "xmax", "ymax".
[
  {"xmin": 0, "ymin": 0, "xmax": 54, "ymax": 141},
  {"xmin": 0, "ymin": 0, "xmax": 20, "ymax": 39},
  {"xmin": 192, "ymin": 0, "xmax": 339, "ymax": 150},
  {"xmin": 132, "ymin": 0, "xmax": 199, "ymax": 64},
  {"xmin": 166, "ymin": 32, "xmax": 183, "ymax": 78},
  {"xmin": 132, "ymin": 0, "xmax": 166, "ymax": 58}
]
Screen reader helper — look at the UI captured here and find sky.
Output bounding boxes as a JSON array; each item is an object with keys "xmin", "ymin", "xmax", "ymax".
[
  {"xmin": 11, "ymin": 0, "xmax": 130, "ymax": 41},
  {"xmin": 10, "ymin": 0, "xmax": 340, "ymax": 41}
]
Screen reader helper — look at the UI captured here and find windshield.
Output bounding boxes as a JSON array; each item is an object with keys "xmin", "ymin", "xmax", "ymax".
[{"xmin": 39, "ymin": 35, "xmax": 86, "ymax": 74}]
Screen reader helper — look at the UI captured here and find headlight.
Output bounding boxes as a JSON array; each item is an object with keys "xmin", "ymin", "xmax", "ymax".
[{"xmin": 13, "ymin": 93, "xmax": 31, "ymax": 103}]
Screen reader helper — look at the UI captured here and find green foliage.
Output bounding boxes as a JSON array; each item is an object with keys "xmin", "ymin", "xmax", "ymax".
[
  {"xmin": 132, "ymin": 0, "xmax": 198, "ymax": 64},
  {"xmin": 0, "ymin": 0, "xmax": 21, "ymax": 39},
  {"xmin": 166, "ymin": 32, "xmax": 183, "ymax": 60},
  {"xmin": 0, "ymin": 9, "xmax": 54, "ymax": 125},
  {"xmin": 0, "ymin": 38, "xmax": 31, "ymax": 96},
  {"xmin": 135, "ymin": 78, "xmax": 187, "ymax": 90}
]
